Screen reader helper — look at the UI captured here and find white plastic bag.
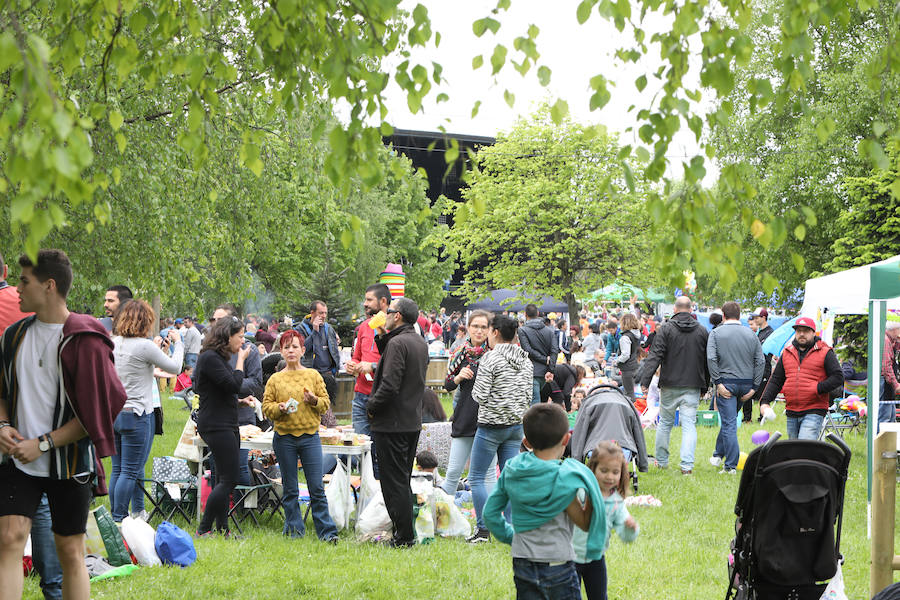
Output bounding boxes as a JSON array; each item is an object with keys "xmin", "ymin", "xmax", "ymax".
[
  {"xmin": 357, "ymin": 488, "xmax": 392, "ymax": 536},
  {"xmin": 359, "ymin": 450, "xmax": 378, "ymax": 513},
  {"xmin": 819, "ymin": 563, "xmax": 848, "ymax": 600},
  {"xmin": 120, "ymin": 517, "xmax": 161, "ymax": 566},
  {"xmin": 415, "ymin": 502, "xmax": 434, "ymax": 543},
  {"xmin": 432, "ymin": 489, "xmax": 471, "ymax": 538},
  {"xmin": 172, "ymin": 417, "xmax": 200, "ymax": 463},
  {"xmin": 325, "ymin": 459, "xmax": 350, "ymax": 530}
]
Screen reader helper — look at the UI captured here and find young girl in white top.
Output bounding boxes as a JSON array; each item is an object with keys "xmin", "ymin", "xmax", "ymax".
[{"xmin": 573, "ymin": 441, "xmax": 640, "ymax": 600}]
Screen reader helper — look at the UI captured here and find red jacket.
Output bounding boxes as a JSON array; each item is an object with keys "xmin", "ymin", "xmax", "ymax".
[
  {"xmin": 352, "ymin": 319, "xmax": 381, "ymax": 395},
  {"xmin": 780, "ymin": 340, "xmax": 831, "ymax": 412}
]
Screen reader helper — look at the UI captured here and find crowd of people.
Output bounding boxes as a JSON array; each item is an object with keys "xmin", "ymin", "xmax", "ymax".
[{"xmin": 1, "ymin": 248, "xmax": 898, "ymax": 600}]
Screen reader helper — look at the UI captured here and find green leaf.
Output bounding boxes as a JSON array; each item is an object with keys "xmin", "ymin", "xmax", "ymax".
[
  {"xmin": 109, "ymin": 110, "xmax": 124, "ymax": 131},
  {"xmin": 503, "ymin": 89, "xmax": 515, "ymax": 107},
  {"xmin": 472, "ymin": 55, "xmax": 484, "ymax": 70},
  {"xmin": 490, "ymin": 44, "xmax": 507, "ymax": 75},
  {"xmin": 549, "ymin": 99, "xmax": 569, "ymax": 124},
  {"xmin": 115, "ymin": 133, "xmax": 127, "ymax": 153},
  {"xmin": 576, "ymin": 0, "xmax": 593, "ymax": 24},
  {"xmin": 814, "ymin": 117, "xmax": 835, "ymax": 143},
  {"xmin": 794, "ymin": 224, "xmax": 806, "ymax": 241},
  {"xmin": 873, "ymin": 121, "xmax": 888, "ymax": 138},
  {"xmin": 472, "ymin": 17, "xmax": 500, "ymax": 37},
  {"xmin": 471, "ymin": 100, "xmax": 482, "ymax": 118},
  {"xmin": 340, "ymin": 229, "xmax": 353, "ymax": 249},
  {"xmin": 635, "ymin": 75, "xmax": 647, "ymax": 91},
  {"xmin": 622, "ymin": 161, "xmax": 635, "ymax": 192},
  {"xmin": 0, "ymin": 32, "xmax": 17, "ymax": 72},
  {"xmin": 791, "ymin": 252, "xmax": 805, "ymax": 273},
  {"xmin": 537, "ymin": 66, "xmax": 551, "ymax": 87}
]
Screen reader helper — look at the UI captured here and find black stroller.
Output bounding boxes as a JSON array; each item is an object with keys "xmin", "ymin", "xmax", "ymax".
[{"xmin": 725, "ymin": 431, "xmax": 851, "ymax": 600}]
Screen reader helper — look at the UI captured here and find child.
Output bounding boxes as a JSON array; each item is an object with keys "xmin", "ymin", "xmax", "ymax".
[
  {"xmin": 574, "ymin": 441, "xmax": 639, "ymax": 599},
  {"xmin": 569, "ymin": 389, "xmax": 586, "ymax": 429},
  {"xmin": 484, "ymin": 403, "xmax": 608, "ymax": 600},
  {"xmin": 414, "ymin": 450, "xmax": 444, "ymax": 489}
]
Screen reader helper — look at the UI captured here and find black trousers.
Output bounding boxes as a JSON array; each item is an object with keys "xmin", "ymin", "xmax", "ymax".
[
  {"xmin": 371, "ymin": 430, "xmax": 420, "ymax": 543},
  {"xmin": 199, "ymin": 427, "xmax": 240, "ymax": 533},
  {"xmin": 743, "ymin": 378, "xmax": 768, "ymax": 421}
]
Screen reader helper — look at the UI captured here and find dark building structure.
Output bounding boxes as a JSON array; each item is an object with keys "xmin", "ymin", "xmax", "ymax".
[{"xmin": 383, "ymin": 129, "xmax": 495, "ymax": 310}]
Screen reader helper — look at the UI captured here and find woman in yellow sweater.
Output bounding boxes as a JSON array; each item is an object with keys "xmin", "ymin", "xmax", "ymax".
[{"xmin": 262, "ymin": 330, "xmax": 338, "ymax": 541}]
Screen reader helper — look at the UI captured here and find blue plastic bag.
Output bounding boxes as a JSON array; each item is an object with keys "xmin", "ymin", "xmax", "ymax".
[{"xmin": 154, "ymin": 521, "xmax": 197, "ymax": 567}]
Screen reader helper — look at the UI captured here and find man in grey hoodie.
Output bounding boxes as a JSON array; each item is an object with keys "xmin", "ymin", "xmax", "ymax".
[
  {"xmin": 640, "ymin": 296, "xmax": 709, "ymax": 474},
  {"xmin": 516, "ymin": 304, "xmax": 559, "ymax": 405},
  {"xmin": 706, "ymin": 301, "xmax": 764, "ymax": 474},
  {"xmin": 467, "ymin": 314, "xmax": 533, "ymax": 543}
]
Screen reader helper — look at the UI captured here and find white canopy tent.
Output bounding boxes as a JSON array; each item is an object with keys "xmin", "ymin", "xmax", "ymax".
[{"xmin": 799, "ymin": 255, "xmax": 900, "ymax": 316}]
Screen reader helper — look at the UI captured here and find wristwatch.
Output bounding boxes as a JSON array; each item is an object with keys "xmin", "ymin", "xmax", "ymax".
[{"xmin": 38, "ymin": 435, "xmax": 51, "ymax": 453}]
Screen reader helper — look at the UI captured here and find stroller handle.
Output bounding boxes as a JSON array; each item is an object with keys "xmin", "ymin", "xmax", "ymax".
[{"xmin": 824, "ymin": 431, "xmax": 851, "ymax": 460}]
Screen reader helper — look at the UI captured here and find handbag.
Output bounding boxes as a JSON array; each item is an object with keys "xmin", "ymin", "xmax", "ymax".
[{"xmin": 153, "ymin": 406, "xmax": 164, "ymax": 435}]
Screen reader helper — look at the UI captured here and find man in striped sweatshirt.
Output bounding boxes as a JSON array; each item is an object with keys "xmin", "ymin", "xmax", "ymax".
[{"xmin": 467, "ymin": 314, "xmax": 533, "ymax": 543}]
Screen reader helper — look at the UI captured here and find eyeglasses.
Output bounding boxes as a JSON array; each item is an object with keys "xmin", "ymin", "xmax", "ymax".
[{"xmin": 386, "ymin": 309, "xmax": 399, "ymax": 314}]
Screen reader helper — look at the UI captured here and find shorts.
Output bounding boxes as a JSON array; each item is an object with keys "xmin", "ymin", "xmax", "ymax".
[{"xmin": 0, "ymin": 462, "xmax": 92, "ymax": 536}]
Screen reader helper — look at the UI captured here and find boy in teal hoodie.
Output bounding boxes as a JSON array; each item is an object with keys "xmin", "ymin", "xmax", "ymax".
[{"xmin": 484, "ymin": 403, "xmax": 607, "ymax": 600}]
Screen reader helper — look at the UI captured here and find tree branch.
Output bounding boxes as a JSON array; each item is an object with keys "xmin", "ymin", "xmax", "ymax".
[{"xmin": 123, "ymin": 75, "xmax": 265, "ymax": 124}]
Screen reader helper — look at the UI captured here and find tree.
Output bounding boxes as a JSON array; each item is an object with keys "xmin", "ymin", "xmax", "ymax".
[
  {"xmin": 445, "ymin": 107, "xmax": 655, "ymax": 325},
  {"xmin": 705, "ymin": 0, "xmax": 900, "ymax": 300}
]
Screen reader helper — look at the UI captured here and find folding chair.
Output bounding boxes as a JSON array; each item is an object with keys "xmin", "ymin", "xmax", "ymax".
[
  {"xmin": 226, "ymin": 468, "xmax": 284, "ymax": 534},
  {"xmin": 140, "ymin": 457, "xmax": 198, "ymax": 524}
]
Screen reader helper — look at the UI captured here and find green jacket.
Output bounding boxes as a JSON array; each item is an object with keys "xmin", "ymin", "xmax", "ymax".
[{"xmin": 484, "ymin": 451, "xmax": 609, "ymax": 562}]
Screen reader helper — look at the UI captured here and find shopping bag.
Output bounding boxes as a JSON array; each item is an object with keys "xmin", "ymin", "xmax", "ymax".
[
  {"xmin": 155, "ymin": 521, "xmax": 197, "ymax": 567},
  {"xmin": 414, "ymin": 502, "xmax": 434, "ymax": 544},
  {"xmin": 120, "ymin": 517, "xmax": 161, "ymax": 566},
  {"xmin": 820, "ymin": 563, "xmax": 849, "ymax": 600},
  {"xmin": 325, "ymin": 459, "xmax": 350, "ymax": 530},
  {"xmin": 357, "ymin": 489, "xmax": 392, "ymax": 536},
  {"xmin": 432, "ymin": 488, "xmax": 471, "ymax": 538},
  {"xmin": 359, "ymin": 450, "xmax": 378, "ymax": 513},
  {"xmin": 84, "ymin": 510, "xmax": 106, "ymax": 555},
  {"xmin": 172, "ymin": 417, "xmax": 200, "ymax": 463},
  {"xmin": 91, "ymin": 506, "xmax": 132, "ymax": 567}
]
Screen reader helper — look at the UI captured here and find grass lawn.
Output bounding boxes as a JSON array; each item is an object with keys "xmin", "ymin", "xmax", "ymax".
[{"xmin": 22, "ymin": 394, "xmax": 898, "ymax": 599}]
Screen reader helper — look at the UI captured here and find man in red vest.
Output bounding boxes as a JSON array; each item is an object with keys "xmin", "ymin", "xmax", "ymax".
[{"xmin": 759, "ymin": 317, "xmax": 844, "ymax": 440}]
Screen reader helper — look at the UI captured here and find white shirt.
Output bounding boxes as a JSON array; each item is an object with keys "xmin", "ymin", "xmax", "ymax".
[{"xmin": 14, "ymin": 320, "xmax": 64, "ymax": 477}]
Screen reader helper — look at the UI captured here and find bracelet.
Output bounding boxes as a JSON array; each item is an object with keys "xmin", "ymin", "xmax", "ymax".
[
  {"xmin": 0, "ymin": 421, "xmax": 9, "ymax": 430},
  {"xmin": 45, "ymin": 433, "xmax": 55, "ymax": 449}
]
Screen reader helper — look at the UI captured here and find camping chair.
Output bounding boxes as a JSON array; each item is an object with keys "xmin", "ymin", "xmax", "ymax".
[
  {"xmin": 821, "ymin": 401, "xmax": 861, "ymax": 439},
  {"xmin": 140, "ymin": 457, "xmax": 198, "ymax": 524},
  {"xmin": 416, "ymin": 421, "xmax": 452, "ymax": 471},
  {"xmin": 226, "ymin": 467, "xmax": 284, "ymax": 534}
]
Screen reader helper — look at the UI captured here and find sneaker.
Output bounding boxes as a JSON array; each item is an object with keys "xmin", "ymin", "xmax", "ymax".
[
  {"xmin": 194, "ymin": 529, "xmax": 214, "ymax": 539},
  {"xmin": 652, "ymin": 459, "xmax": 668, "ymax": 470},
  {"xmin": 131, "ymin": 510, "xmax": 149, "ymax": 522},
  {"xmin": 223, "ymin": 530, "xmax": 245, "ymax": 540},
  {"xmin": 680, "ymin": 469, "xmax": 693, "ymax": 475},
  {"xmin": 466, "ymin": 528, "xmax": 491, "ymax": 544},
  {"xmin": 718, "ymin": 468, "xmax": 737, "ymax": 475},
  {"xmin": 323, "ymin": 536, "xmax": 339, "ymax": 545},
  {"xmin": 709, "ymin": 456, "xmax": 723, "ymax": 468},
  {"xmin": 386, "ymin": 537, "xmax": 415, "ymax": 549}
]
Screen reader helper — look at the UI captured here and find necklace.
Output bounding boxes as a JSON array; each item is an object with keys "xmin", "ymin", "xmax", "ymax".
[{"xmin": 37, "ymin": 329, "xmax": 63, "ymax": 368}]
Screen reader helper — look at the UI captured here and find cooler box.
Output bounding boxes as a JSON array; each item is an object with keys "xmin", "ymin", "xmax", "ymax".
[{"xmin": 697, "ymin": 410, "xmax": 720, "ymax": 427}]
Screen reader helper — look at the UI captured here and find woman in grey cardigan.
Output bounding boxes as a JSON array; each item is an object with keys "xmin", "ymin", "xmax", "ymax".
[{"xmin": 110, "ymin": 299, "xmax": 183, "ymax": 522}]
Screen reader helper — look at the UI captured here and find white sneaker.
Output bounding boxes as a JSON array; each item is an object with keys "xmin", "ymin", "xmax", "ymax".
[
  {"xmin": 719, "ymin": 468, "xmax": 737, "ymax": 475},
  {"xmin": 709, "ymin": 456, "xmax": 723, "ymax": 467}
]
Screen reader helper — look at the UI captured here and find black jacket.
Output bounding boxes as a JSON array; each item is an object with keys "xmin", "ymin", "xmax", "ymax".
[
  {"xmin": 639, "ymin": 312, "xmax": 709, "ymax": 389},
  {"xmin": 517, "ymin": 318, "xmax": 559, "ymax": 378},
  {"xmin": 757, "ymin": 324, "xmax": 775, "ymax": 382},
  {"xmin": 366, "ymin": 323, "xmax": 428, "ymax": 433}
]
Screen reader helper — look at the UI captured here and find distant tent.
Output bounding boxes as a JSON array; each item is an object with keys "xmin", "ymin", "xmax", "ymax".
[
  {"xmin": 465, "ymin": 289, "xmax": 569, "ymax": 314},
  {"xmin": 589, "ymin": 283, "xmax": 667, "ymax": 303}
]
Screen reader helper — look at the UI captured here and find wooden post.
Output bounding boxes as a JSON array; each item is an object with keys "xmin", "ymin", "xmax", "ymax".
[{"xmin": 870, "ymin": 430, "xmax": 898, "ymax": 597}]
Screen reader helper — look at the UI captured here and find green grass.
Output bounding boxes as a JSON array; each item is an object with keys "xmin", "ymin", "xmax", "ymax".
[{"xmin": 22, "ymin": 395, "xmax": 899, "ymax": 599}]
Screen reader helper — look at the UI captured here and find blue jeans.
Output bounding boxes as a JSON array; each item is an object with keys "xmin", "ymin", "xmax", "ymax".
[
  {"xmin": 440, "ymin": 436, "xmax": 497, "ymax": 496},
  {"xmin": 786, "ymin": 413, "xmax": 825, "ymax": 440},
  {"xmin": 184, "ymin": 352, "xmax": 198, "ymax": 369},
  {"xmin": 655, "ymin": 387, "xmax": 700, "ymax": 470},
  {"xmin": 713, "ymin": 380, "xmax": 753, "ymax": 470},
  {"xmin": 351, "ymin": 392, "xmax": 378, "ymax": 478},
  {"xmin": 470, "ymin": 424, "xmax": 523, "ymax": 529},
  {"xmin": 130, "ymin": 410, "xmax": 155, "ymax": 513},
  {"xmin": 512, "ymin": 558, "xmax": 581, "ymax": 600},
  {"xmin": 575, "ymin": 557, "xmax": 607, "ymax": 600},
  {"xmin": 30, "ymin": 494, "xmax": 62, "ymax": 600},
  {"xmin": 878, "ymin": 377, "xmax": 897, "ymax": 430},
  {"xmin": 272, "ymin": 432, "xmax": 337, "ymax": 539},
  {"xmin": 532, "ymin": 378, "xmax": 543, "ymax": 405},
  {"xmin": 110, "ymin": 410, "xmax": 153, "ymax": 521}
]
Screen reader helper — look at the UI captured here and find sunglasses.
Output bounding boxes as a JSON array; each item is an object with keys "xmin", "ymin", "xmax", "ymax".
[{"xmin": 386, "ymin": 308, "xmax": 399, "ymax": 314}]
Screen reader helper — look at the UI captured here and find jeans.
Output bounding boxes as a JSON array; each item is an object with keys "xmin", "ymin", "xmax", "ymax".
[
  {"xmin": 532, "ymin": 378, "xmax": 543, "ymax": 405},
  {"xmin": 713, "ymin": 380, "xmax": 753, "ymax": 470},
  {"xmin": 184, "ymin": 352, "xmax": 198, "ymax": 369},
  {"xmin": 273, "ymin": 432, "xmax": 337, "ymax": 539},
  {"xmin": 110, "ymin": 410, "xmax": 153, "ymax": 521},
  {"xmin": 129, "ymin": 411, "xmax": 155, "ymax": 514},
  {"xmin": 352, "ymin": 392, "xmax": 378, "ymax": 478},
  {"xmin": 470, "ymin": 424, "xmax": 523, "ymax": 529},
  {"xmin": 512, "ymin": 558, "xmax": 581, "ymax": 600},
  {"xmin": 655, "ymin": 387, "xmax": 700, "ymax": 470},
  {"xmin": 440, "ymin": 436, "xmax": 497, "ymax": 496},
  {"xmin": 786, "ymin": 413, "xmax": 825, "ymax": 440},
  {"xmin": 575, "ymin": 557, "xmax": 607, "ymax": 600},
  {"xmin": 30, "ymin": 494, "xmax": 62, "ymax": 600},
  {"xmin": 620, "ymin": 368, "xmax": 636, "ymax": 403},
  {"xmin": 878, "ymin": 377, "xmax": 897, "ymax": 430}
]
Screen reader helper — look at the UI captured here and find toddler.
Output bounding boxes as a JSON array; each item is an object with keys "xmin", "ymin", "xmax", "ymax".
[{"xmin": 574, "ymin": 441, "xmax": 639, "ymax": 599}]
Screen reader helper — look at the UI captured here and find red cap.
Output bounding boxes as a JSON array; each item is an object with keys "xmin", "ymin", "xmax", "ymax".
[{"xmin": 793, "ymin": 317, "xmax": 817, "ymax": 331}]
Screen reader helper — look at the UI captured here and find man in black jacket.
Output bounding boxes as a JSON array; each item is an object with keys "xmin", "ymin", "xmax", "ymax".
[
  {"xmin": 517, "ymin": 303, "xmax": 559, "ymax": 405},
  {"xmin": 745, "ymin": 308, "xmax": 774, "ymax": 422},
  {"xmin": 640, "ymin": 296, "xmax": 709, "ymax": 474},
  {"xmin": 366, "ymin": 297, "xmax": 428, "ymax": 547}
]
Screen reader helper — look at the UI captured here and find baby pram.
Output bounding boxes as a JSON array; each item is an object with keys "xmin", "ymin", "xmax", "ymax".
[
  {"xmin": 725, "ymin": 431, "xmax": 851, "ymax": 600},
  {"xmin": 569, "ymin": 384, "xmax": 649, "ymax": 492}
]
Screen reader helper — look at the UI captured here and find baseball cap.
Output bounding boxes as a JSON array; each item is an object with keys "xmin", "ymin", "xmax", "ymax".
[
  {"xmin": 792, "ymin": 317, "xmax": 816, "ymax": 331},
  {"xmin": 174, "ymin": 318, "xmax": 183, "ymax": 325},
  {"xmin": 751, "ymin": 308, "xmax": 768, "ymax": 319}
]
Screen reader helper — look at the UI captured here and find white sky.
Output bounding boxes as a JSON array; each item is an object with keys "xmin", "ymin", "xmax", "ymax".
[{"xmin": 377, "ymin": 0, "xmax": 717, "ymax": 181}]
